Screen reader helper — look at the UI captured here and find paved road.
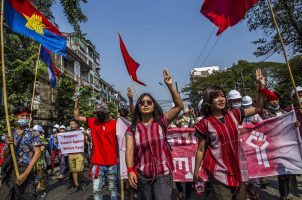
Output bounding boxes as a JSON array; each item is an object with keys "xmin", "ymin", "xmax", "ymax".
[{"xmin": 44, "ymin": 169, "xmax": 302, "ymax": 200}]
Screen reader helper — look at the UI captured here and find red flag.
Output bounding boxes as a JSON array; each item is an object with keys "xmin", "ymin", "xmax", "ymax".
[
  {"xmin": 201, "ymin": 0, "xmax": 259, "ymax": 35},
  {"xmin": 119, "ymin": 33, "xmax": 146, "ymax": 86}
]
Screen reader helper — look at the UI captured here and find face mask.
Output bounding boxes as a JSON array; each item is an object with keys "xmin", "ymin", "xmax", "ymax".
[
  {"xmin": 232, "ymin": 103, "xmax": 242, "ymax": 109},
  {"xmin": 268, "ymin": 104, "xmax": 280, "ymax": 111},
  {"xmin": 52, "ymin": 128, "xmax": 57, "ymax": 133},
  {"xmin": 17, "ymin": 119, "xmax": 29, "ymax": 127},
  {"xmin": 97, "ymin": 113, "xmax": 108, "ymax": 122}
]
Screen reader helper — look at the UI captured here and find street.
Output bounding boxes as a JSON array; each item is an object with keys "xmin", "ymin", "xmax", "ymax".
[{"xmin": 44, "ymin": 169, "xmax": 302, "ymax": 200}]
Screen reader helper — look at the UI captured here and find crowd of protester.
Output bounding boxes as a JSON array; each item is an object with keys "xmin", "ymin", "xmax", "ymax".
[{"xmin": 0, "ymin": 68, "xmax": 301, "ymax": 200}]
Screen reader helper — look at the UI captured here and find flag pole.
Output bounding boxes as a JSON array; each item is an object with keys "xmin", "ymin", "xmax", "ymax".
[
  {"xmin": 121, "ymin": 179, "xmax": 125, "ymax": 200},
  {"xmin": 266, "ymin": 0, "xmax": 302, "ymax": 109},
  {"xmin": 0, "ymin": 0, "xmax": 20, "ymax": 177},
  {"xmin": 30, "ymin": 44, "xmax": 41, "ymax": 123},
  {"xmin": 130, "ymin": 76, "xmax": 139, "ymax": 99}
]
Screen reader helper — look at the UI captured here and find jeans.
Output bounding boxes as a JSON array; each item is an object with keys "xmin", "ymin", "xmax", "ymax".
[
  {"xmin": 92, "ymin": 165, "xmax": 118, "ymax": 200},
  {"xmin": 278, "ymin": 174, "xmax": 290, "ymax": 198},
  {"xmin": 209, "ymin": 176, "xmax": 245, "ymax": 200},
  {"xmin": 137, "ymin": 173, "xmax": 173, "ymax": 200},
  {"xmin": 50, "ymin": 149, "xmax": 61, "ymax": 171}
]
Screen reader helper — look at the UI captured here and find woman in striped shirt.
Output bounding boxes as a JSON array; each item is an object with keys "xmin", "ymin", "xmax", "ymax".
[
  {"xmin": 193, "ymin": 69, "xmax": 266, "ymax": 200},
  {"xmin": 125, "ymin": 68, "xmax": 184, "ymax": 200}
]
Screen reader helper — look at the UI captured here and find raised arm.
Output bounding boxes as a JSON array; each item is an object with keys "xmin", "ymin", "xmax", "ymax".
[
  {"xmin": 163, "ymin": 68, "xmax": 184, "ymax": 124},
  {"xmin": 244, "ymin": 68, "xmax": 266, "ymax": 117},
  {"xmin": 74, "ymin": 98, "xmax": 87, "ymax": 123},
  {"xmin": 127, "ymin": 87, "xmax": 135, "ymax": 115},
  {"xmin": 126, "ymin": 134, "xmax": 137, "ymax": 189}
]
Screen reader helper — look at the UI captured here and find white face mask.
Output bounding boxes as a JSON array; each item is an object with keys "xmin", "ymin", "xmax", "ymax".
[{"xmin": 232, "ymin": 103, "xmax": 242, "ymax": 109}]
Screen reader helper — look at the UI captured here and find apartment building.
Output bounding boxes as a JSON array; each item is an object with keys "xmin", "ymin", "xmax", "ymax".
[{"xmin": 32, "ymin": 33, "xmax": 126, "ymax": 126}]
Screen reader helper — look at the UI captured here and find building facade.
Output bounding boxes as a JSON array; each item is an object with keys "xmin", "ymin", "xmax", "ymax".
[
  {"xmin": 32, "ymin": 33, "xmax": 127, "ymax": 126},
  {"xmin": 190, "ymin": 66, "xmax": 220, "ymax": 83}
]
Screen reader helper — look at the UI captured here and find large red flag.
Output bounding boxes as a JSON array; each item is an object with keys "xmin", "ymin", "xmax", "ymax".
[
  {"xmin": 201, "ymin": 0, "xmax": 259, "ymax": 35},
  {"xmin": 119, "ymin": 33, "xmax": 146, "ymax": 86}
]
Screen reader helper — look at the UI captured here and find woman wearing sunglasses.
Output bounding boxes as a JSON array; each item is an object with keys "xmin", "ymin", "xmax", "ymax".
[{"xmin": 125, "ymin": 68, "xmax": 184, "ymax": 200}]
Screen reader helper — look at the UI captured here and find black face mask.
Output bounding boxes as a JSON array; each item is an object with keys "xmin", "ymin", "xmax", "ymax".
[{"xmin": 97, "ymin": 113, "xmax": 108, "ymax": 122}]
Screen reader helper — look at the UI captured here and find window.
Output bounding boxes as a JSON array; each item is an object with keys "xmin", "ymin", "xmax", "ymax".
[{"xmin": 88, "ymin": 46, "xmax": 93, "ymax": 58}]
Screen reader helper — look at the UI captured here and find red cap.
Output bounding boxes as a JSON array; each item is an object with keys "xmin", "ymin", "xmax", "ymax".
[{"xmin": 259, "ymin": 88, "xmax": 279, "ymax": 101}]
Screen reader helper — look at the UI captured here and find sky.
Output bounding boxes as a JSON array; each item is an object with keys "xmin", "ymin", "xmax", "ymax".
[{"xmin": 52, "ymin": 0, "xmax": 284, "ymax": 108}]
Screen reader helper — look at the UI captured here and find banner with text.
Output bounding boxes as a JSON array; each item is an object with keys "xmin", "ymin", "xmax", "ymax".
[
  {"xmin": 57, "ymin": 130, "xmax": 84, "ymax": 154},
  {"xmin": 167, "ymin": 127, "xmax": 201, "ymax": 182},
  {"xmin": 116, "ymin": 112, "xmax": 302, "ymax": 181},
  {"xmin": 240, "ymin": 111, "xmax": 302, "ymax": 178}
]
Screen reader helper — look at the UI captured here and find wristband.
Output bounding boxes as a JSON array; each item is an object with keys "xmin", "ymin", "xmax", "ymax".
[{"xmin": 127, "ymin": 167, "xmax": 138, "ymax": 176}]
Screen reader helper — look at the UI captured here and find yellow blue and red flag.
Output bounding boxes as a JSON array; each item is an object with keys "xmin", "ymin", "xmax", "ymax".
[
  {"xmin": 40, "ymin": 46, "xmax": 60, "ymax": 88},
  {"xmin": 4, "ymin": 0, "xmax": 66, "ymax": 56}
]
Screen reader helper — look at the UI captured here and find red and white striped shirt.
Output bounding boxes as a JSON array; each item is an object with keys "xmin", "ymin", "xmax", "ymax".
[
  {"xmin": 195, "ymin": 108, "xmax": 248, "ymax": 186},
  {"xmin": 126, "ymin": 116, "xmax": 173, "ymax": 178}
]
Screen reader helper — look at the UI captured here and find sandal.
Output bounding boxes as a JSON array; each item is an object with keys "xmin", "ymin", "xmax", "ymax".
[
  {"xmin": 176, "ymin": 192, "xmax": 184, "ymax": 200},
  {"xmin": 259, "ymin": 177, "xmax": 269, "ymax": 188}
]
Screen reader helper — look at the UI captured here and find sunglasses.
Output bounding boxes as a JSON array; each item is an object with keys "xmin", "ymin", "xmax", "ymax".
[{"xmin": 139, "ymin": 100, "xmax": 153, "ymax": 106}]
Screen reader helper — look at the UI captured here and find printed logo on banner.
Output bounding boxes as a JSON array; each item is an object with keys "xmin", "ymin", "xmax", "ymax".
[{"xmin": 246, "ymin": 131, "xmax": 270, "ymax": 168}]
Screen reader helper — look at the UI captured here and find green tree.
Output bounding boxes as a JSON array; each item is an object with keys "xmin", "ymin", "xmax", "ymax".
[
  {"xmin": 0, "ymin": 1, "xmax": 88, "ymax": 130},
  {"xmin": 32, "ymin": 0, "xmax": 88, "ymax": 34},
  {"xmin": 246, "ymin": 0, "xmax": 302, "ymax": 57},
  {"xmin": 183, "ymin": 60, "xmax": 284, "ymax": 110}
]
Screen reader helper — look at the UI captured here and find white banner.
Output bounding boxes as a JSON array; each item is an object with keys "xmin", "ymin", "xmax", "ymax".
[
  {"xmin": 116, "ymin": 117, "xmax": 131, "ymax": 179},
  {"xmin": 57, "ymin": 130, "xmax": 84, "ymax": 154}
]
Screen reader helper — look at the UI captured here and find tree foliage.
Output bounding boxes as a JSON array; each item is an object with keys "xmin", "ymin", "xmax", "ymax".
[
  {"xmin": 56, "ymin": 76, "xmax": 95, "ymax": 124},
  {"xmin": 184, "ymin": 57, "xmax": 302, "ymax": 111},
  {"xmin": 32, "ymin": 0, "xmax": 88, "ymax": 34},
  {"xmin": 246, "ymin": 0, "xmax": 302, "ymax": 57},
  {"xmin": 0, "ymin": 1, "xmax": 88, "ymax": 131}
]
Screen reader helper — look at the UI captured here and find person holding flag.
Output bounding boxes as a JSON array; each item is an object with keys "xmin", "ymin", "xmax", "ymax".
[
  {"xmin": 193, "ymin": 69, "xmax": 266, "ymax": 200},
  {"xmin": 0, "ymin": 106, "xmax": 42, "ymax": 199},
  {"xmin": 125, "ymin": 69, "xmax": 184, "ymax": 200}
]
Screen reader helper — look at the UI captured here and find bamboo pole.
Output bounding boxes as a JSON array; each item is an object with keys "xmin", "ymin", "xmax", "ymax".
[
  {"xmin": 0, "ymin": 0, "xmax": 19, "ymax": 177},
  {"xmin": 30, "ymin": 44, "xmax": 41, "ymax": 122},
  {"xmin": 121, "ymin": 179, "xmax": 125, "ymax": 200},
  {"xmin": 130, "ymin": 76, "xmax": 139, "ymax": 99},
  {"xmin": 266, "ymin": 0, "xmax": 302, "ymax": 109}
]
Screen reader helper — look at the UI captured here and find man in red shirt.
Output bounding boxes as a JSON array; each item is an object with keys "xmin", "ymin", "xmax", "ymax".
[{"xmin": 74, "ymin": 99, "xmax": 118, "ymax": 200}]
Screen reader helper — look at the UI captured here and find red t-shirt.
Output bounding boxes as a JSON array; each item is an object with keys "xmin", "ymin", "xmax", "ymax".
[{"xmin": 87, "ymin": 118, "xmax": 118, "ymax": 165}]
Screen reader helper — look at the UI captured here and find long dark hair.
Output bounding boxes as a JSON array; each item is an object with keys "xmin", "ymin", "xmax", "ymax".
[
  {"xmin": 132, "ymin": 93, "xmax": 164, "ymax": 124},
  {"xmin": 200, "ymin": 86, "xmax": 227, "ymax": 117}
]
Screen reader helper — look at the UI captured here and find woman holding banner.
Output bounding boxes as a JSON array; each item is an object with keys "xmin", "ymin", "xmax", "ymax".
[
  {"xmin": 125, "ymin": 68, "xmax": 184, "ymax": 200},
  {"xmin": 193, "ymin": 69, "xmax": 266, "ymax": 200}
]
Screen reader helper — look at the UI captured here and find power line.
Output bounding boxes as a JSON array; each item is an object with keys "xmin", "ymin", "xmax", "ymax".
[
  {"xmin": 179, "ymin": 26, "xmax": 216, "ymax": 90},
  {"xmin": 200, "ymin": 35, "xmax": 221, "ymax": 67},
  {"xmin": 192, "ymin": 27, "xmax": 216, "ymax": 68},
  {"xmin": 257, "ymin": 51, "xmax": 276, "ymax": 63}
]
